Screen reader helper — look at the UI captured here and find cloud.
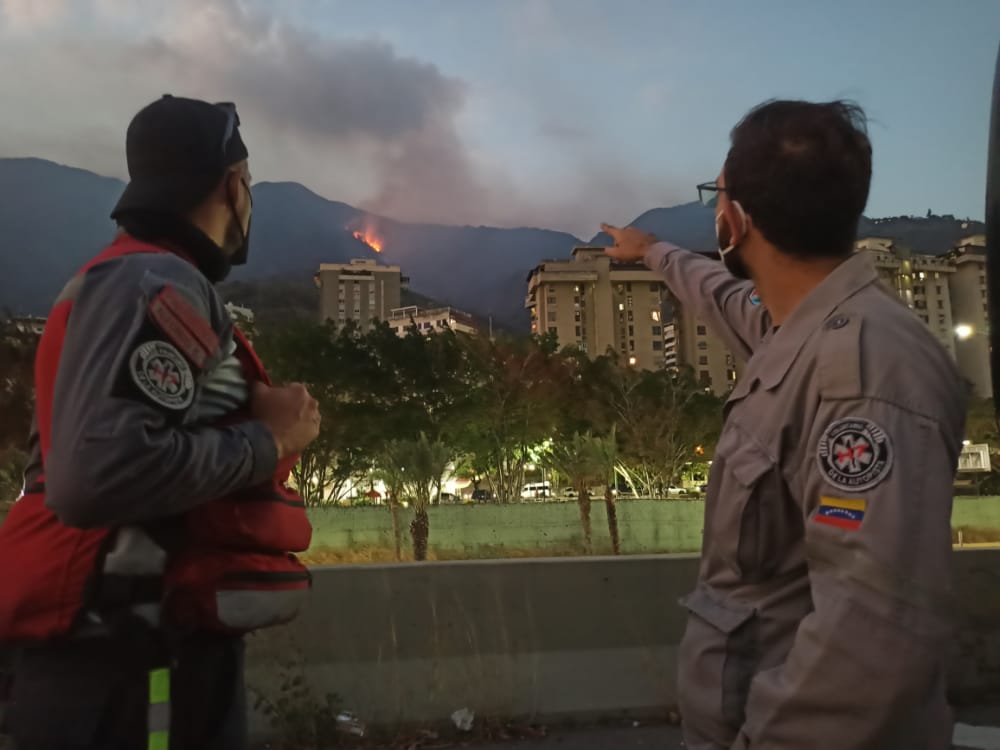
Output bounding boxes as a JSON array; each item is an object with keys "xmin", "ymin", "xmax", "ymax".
[
  {"xmin": 0, "ymin": 0, "xmax": 677, "ymax": 236},
  {"xmin": 0, "ymin": 0, "xmax": 70, "ymax": 29}
]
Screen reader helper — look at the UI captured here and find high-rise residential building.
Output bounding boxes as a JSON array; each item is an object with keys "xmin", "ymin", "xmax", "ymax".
[
  {"xmin": 316, "ymin": 259, "xmax": 405, "ymax": 329},
  {"xmin": 387, "ymin": 306, "xmax": 479, "ymax": 337},
  {"xmin": 948, "ymin": 235, "xmax": 989, "ymax": 398},
  {"xmin": 857, "ymin": 234, "xmax": 990, "ymax": 397},
  {"xmin": 525, "ymin": 246, "xmax": 739, "ymax": 394}
]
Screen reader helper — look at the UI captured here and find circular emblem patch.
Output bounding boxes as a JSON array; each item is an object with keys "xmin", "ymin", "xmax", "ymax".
[
  {"xmin": 748, "ymin": 288, "xmax": 761, "ymax": 306},
  {"xmin": 129, "ymin": 340, "xmax": 194, "ymax": 410},
  {"xmin": 817, "ymin": 418, "xmax": 893, "ymax": 492}
]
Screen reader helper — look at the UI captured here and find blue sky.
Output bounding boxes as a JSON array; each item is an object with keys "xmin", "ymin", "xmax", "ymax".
[{"xmin": 0, "ymin": 0, "xmax": 996, "ymax": 236}]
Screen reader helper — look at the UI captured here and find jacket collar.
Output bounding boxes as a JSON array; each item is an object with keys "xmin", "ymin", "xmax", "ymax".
[{"xmin": 728, "ymin": 251, "xmax": 880, "ymax": 402}]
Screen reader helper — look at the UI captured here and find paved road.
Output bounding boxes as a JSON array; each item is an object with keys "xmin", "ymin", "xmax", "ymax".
[{"xmin": 473, "ymin": 725, "xmax": 681, "ymax": 749}]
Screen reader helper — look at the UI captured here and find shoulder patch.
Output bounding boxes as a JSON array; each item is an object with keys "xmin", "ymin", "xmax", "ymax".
[
  {"xmin": 129, "ymin": 340, "xmax": 195, "ymax": 410},
  {"xmin": 148, "ymin": 285, "xmax": 220, "ymax": 369},
  {"xmin": 816, "ymin": 417, "xmax": 892, "ymax": 492},
  {"xmin": 748, "ymin": 288, "xmax": 761, "ymax": 306}
]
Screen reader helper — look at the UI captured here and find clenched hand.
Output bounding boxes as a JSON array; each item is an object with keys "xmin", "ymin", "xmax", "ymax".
[{"xmin": 251, "ymin": 382, "xmax": 321, "ymax": 459}]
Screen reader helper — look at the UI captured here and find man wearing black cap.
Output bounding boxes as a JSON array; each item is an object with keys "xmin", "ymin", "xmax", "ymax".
[{"xmin": 0, "ymin": 95, "xmax": 321, "ymax": 749}]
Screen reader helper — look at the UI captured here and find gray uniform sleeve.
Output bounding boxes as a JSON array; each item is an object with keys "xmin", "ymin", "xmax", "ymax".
[
  {"xmin": 737, "ymin": 398, "xmax": 960, "ymax": 748},
  {"xmin": 644, "ymin": 242, "xmax": 770, "ymax": 361},
  {"xmin": 45, "ymin": 253, "xmax": 278, "ymax": 529}
]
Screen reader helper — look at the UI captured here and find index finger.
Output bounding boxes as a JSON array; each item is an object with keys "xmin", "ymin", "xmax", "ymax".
[{"xmin": 600, "ymin": 223, "xmax": 621, "ymax": 241}]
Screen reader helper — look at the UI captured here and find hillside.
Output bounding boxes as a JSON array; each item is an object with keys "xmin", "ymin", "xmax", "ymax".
[{"xmin": 0, "ymin": 158, "xmax": 985, "ymax": 330}]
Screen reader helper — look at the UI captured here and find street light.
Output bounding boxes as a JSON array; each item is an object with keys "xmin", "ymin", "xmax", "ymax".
[{"xmin": 955, "ymin": 324, "xmax": 975, "ymax": 340}]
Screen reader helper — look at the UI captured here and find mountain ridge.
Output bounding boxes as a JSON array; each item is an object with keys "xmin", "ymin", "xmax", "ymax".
[{"xmin": 0, "ymin": 158, "xmax": 985, "ymax": 328}]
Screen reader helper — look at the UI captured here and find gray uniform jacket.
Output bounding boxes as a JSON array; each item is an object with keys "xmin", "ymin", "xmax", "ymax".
[
  {"xmin": 35, "ymin": 246, "xmax": 277, "ymax": 530},
  {"xmin": 645, "ymin": 243, "xmax": 967, "ymax": 750}
]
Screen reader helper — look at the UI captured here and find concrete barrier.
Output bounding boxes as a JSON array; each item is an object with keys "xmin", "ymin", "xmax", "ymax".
[{"xmin": 246, "ymin": 549, "xmax": 1000, "ymax": 739}]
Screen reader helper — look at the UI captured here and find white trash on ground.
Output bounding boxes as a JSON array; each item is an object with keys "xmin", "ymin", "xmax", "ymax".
[{"xmin": 451, "ymin": 707, "xmax": 475, "ymax": 731}]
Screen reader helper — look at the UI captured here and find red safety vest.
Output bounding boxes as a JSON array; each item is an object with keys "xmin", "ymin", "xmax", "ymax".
[{"xmin": 0, "ymin": 235, "xmax": 312, "ymax": 643}]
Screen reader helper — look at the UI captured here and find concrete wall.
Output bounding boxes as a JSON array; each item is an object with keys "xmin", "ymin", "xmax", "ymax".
[
  {"xmin": 246, "ymin": 550, "xmax": 1000, "ymax": 739},
  {"xmin": 306, "ymin": 496, "xmax": 1000, "ymax": 558}
]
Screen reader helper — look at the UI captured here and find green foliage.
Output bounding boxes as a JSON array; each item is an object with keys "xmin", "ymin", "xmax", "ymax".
[{"xmin": 249, "ymin": 657, "xmax": 345, "ymax": 750}]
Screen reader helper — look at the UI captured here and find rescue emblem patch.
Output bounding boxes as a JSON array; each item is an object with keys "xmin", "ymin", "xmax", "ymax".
[
  {"xmin": 817, "ymin": 418, "xmax": 893, "ymax": 492},
  {"xmin": 129, "ymin": 340, "xmax": 195, "ymax": 410}
]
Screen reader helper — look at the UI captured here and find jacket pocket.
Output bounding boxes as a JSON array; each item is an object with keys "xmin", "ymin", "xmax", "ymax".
[
  {"xmin": 680, "ymin": 584, "xmax": 759, "ymax": 728},
  {"xmin": 724, "ymin": 440, "xmax": 798, "ymax": 582}
]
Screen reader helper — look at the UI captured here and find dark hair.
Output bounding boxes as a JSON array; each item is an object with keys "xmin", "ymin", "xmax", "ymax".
[{"xmin": 724, "ymin": 99, "xmax": 872, "ymax": 258}]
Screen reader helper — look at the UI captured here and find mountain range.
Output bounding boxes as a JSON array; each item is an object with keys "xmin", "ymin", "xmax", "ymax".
[{"xmin": 0, "ymin": 157, "xmax": 986, "ymax": 329}]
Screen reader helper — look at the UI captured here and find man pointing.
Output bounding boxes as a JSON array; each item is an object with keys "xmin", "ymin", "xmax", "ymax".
[{"xmin": 604, "ymin": 100, "xmax": 966, "ymax": 749}]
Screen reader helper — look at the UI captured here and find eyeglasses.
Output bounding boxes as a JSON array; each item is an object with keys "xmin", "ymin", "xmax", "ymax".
[
  {"xmin": 697, "ymin": 181, "xmax": 728, "ymax": 209},
  {"xmin": 215, "ymin": 101, "xmax": 240, "ymax": 164}
]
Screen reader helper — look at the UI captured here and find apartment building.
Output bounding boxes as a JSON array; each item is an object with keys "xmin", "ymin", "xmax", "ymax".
[
  {"xmin": 387, "ymin": 305, "xmax": 478, "ymax": 337},
  {"xmin": 525, "ymin": 247, "xmax": 739, "ymax": 394},
  {"xmin": 316, "ymin": 258, "xmax": 405, "ymax": 329},
  {"xmin": 857, "ymin": 234, "xmax": 990, "ymax": 397},
  {"xmin": 948, "ymin": 236, "xmax": 990, "ymax": 398}
]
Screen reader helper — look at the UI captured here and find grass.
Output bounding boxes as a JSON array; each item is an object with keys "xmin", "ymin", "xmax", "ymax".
[{"xmin": 952, "ymin": 525, "xmax": 1000, "ymax": 545}]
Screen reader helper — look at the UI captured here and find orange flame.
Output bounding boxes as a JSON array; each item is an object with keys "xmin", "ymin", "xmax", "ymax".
[{"xmin": 352, "ymin": 229, "xmax": 383, "ymax": 253}]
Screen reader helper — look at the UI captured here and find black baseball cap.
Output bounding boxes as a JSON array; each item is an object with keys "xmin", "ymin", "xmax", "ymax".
[{"xmin": 111, "ymin": 94, "xmax": 249, "ymax": 220}]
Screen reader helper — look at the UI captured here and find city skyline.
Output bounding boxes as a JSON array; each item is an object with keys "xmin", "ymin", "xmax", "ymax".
[{"xmin": 0, "ymin": 0, "xmax": 996, "ymax": 237}]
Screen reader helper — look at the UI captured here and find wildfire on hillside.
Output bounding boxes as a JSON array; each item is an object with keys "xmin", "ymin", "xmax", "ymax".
[{"xmin": 348, "ymin": 219, "xmax": 384, "ymax": 253}]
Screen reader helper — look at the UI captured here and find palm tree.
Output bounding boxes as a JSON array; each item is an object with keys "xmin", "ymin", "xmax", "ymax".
[
  {"xmin": 374, "ymin": 442, "xmax": 408, "ymax": 561},
  {"xmin": 545, "ymin": 432, "xmax": 603, "ymax": 554},
  {"xmin": 589, "ymin": 429, "xmax": 621, "ymax": 555},
  {"xmin": 395, "ymin": 434, "xmax": 451, "ymax": 561}
]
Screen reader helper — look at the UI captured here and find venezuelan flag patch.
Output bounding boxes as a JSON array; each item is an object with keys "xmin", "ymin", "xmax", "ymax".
[{"xmin": 814, "ymin": 496, "xmax": 866, "ymax": 531}]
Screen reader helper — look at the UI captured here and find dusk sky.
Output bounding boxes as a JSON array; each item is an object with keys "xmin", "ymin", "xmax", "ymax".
[{"xmin": 0, "ymin": 0, "xmax": 997, "ymax": 237}]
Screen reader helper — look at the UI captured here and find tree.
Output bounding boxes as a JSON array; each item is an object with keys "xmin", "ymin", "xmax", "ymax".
[
  {"xmin": 588, "ymin": 429, "xmax": 621, "ymax": 555},
  {"xmin": 392, "ymin": 434, "xmax": 451, "ymax": 561},
  {"xmin": 456, "ymin": 335, "xmax": 573, "ymax": 503},
  {"xmin": 607, "ymin": 364, "xmax": 724, "ymax": 497},
  {"xmin": 544, "ymin": 432, "xmax": 610, "ymax": 554},
  {"xmin": 374, "ymin": 442, "xmax": 409, "ymax": 561}
]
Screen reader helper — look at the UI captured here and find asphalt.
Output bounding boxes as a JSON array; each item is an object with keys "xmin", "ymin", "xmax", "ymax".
[{"xmin": 471, "ymin": 725, "xmax": 682, "ymax": 750}]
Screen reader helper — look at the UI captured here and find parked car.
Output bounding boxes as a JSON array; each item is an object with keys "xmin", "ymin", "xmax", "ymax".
[
  {"xmin": 560, "ymin": 487, "xmax": 579, "ymax": 499},
  {"xmin": 521, "ymin": 482, "xmax": 552, "ymax": 500},
  {"xmin": 471, "ymin": 489, "xmax": 493, "ymax": 502}
]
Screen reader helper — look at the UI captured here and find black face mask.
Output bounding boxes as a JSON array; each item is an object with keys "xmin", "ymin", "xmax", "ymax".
[{"xmin": 228, "ymin": 178, "xmax": 253, "ymax": 266}]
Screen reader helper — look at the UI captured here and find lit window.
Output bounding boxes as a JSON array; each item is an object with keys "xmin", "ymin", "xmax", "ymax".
[
  {"xmin": 618, "ymin": 303, "xmax": 625, "ymax": 311},
  {"xmin": 651, "ymin": 310, "xmax": 661, "ymax": 322}
]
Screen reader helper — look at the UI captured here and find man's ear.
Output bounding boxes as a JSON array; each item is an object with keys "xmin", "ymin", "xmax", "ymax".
[{"xmin": 723, "ymin": 199, "xmax": 749, "ymax": 245}]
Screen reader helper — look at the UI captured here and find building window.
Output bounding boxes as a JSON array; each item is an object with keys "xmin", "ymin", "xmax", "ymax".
[
  {"xmin": 981, "ymin": 275, "xmax": 987, "ymax": 285},
  {"xmin": 938, "ymin": 315, "xmax": 946, "ymax": 325},
  {"xmin": 696, "ymin": 325, "xmax": 707, "ymax": 335},
  {"xmin": 626, "ymin": 282, "xmax": 632, "ymax": 292},
  {"xmin": 575, "ymin": 326, "xmax": 582, "ymax": 337},
  {"xmin": 936, "ymin": 285, "xmax": 942, "ymax": 294},
  {"xmin": 629, "ymin": 340, "xmax": 635, "ymax": 351},
  {"xmin": 699, "ymin": 370, "xmax": 711, "ymax": 386},
  {"xmin": 650, "ymin": 283, "xmax": 659, "ymax": 292},
  {"xmin": 915, "ymin": 300, "xmax": 926, "ymax": 310},
  {"xmin": 698, "ymin": 355, "xmax": 708, "ymax": 365},
  {"xmin": 651, "ymin": 310, "xmax": 661, "ymax": 322},
  {"xmin": 627, "ymin": 311, "xmax": 634, "ymax": 322},
  {"xmin": 652, "ymin": 325, "xmax": 662, "ymax": 336},
  {"xmin": 618, "ymin": 303, "xmax": 625, "ymax": 311},
  {"xmin": 547, "ymin": 296, "xmax": 557, "ymax": 305},
  {"xmin": 698, "ymin": 341, "xmax": 708, "ymax": 350},
  {"xmin": 547, "ymin": 311, "xmax": 557, "ymax": 322},
  {"xmin": 937, "ymin": 300, "xmax": 943, "ymax": 310},
  {"xmin": 652, "ymin": 340, "xmax": 663, "ymax": 351},
  {"xmin": 628, "ymin": 325, "xmax": 634, "ymax": 337},
  {"xmin": 574, "ymin": 311, "xmax": 581, "ymax": 322},
  {"xmin": 913, "ymin": 285, "xmax": 925, "ymax": 295}
]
